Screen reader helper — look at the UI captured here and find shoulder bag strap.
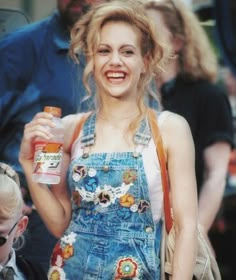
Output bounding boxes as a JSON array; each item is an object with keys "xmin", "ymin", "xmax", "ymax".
[{"xmin": 148, "ymin": 109, "xmax": 173, "ymax": 233}]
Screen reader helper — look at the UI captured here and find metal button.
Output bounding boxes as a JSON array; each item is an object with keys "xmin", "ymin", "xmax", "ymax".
[
  {"xmin": 145, "ymin": 226, "xmax": 153, "ymax": 233},
  {"xmin": 102, "ymin": 165, "xmax": 109, "ymax": 172},
  {"xmin": 132, "ymin": 151, "xmax": 139, "ymax": 158},
  {"xmin": 82, "ymin": 153, "xmax": 89, "ymax": 159}
]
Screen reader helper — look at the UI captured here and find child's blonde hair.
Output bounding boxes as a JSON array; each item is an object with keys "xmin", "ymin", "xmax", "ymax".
[{"xmin": 0, "ymin": 163, "xmax": 23, "ymax": 220}]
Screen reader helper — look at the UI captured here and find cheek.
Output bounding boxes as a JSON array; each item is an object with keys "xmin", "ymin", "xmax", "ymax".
[{"xmin": 94, "ymin": 57, "xmax": 107, "ymax": 71}]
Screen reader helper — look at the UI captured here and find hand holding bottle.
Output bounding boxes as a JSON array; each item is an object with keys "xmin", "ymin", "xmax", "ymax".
[
  {"xmin": 19, "ymin": 107, "xmax": 64, "ymax": 184},
  {"xmin": 19, "ymin": 111, "xmax": 55, "ymax": 161}
]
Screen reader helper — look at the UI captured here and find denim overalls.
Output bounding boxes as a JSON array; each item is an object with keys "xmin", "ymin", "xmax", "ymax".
[{"xmin": 48, "ymin": 113, "xmax": 162, "ymax": 280}]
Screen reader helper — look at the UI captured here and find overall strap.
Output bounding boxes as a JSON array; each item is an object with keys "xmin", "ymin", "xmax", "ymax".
[
  {"xmin": 133, "ymin": 115, "xmax": 152, "ymax": 146},
  {"xmin": 148, "ymin": 109, "xmax": 173, "ymax": 233},
  {"xmin": 80, "ymin": 112, "xmax": 96, "ymax": 148}
]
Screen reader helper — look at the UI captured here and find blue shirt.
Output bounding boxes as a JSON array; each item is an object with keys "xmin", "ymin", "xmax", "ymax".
[{"xmin": 0, "ymin": 12, "xmax": 92, "ymax": 194}]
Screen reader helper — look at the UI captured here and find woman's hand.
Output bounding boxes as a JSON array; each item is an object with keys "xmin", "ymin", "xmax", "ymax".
[{"xmin": 19, "ymin": 112, "xmax": 54, "ymax": 163}]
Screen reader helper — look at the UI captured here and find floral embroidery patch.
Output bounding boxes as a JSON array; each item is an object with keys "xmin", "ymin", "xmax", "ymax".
[
  {"xmin": 72, "ymin": 165, "xmax": 87, "ymax": 182},
  {"xmin": 138, "ymin": 200, "xmax": 150, "ymax": 213},
  {"xmin": 115, "ymin": 257, "xmax": 139, "ymax": 279},
  {"xmin": 119, "ymin": 194, "xmax": 135, "ymax": 208},
  {"xmin": 48, "ymin": 232, "xmax": 77, "ymax": 280},
  {"xmin": 76, "ymin": 182, "xmax": 133, "ymax": 207},
  {"xmin": 48, "ymin": 266, "xmax": 66, "ymax": 280},
  {"xmin": 123, "ymin": 169, "xmax": 137, "ymax": 184}
]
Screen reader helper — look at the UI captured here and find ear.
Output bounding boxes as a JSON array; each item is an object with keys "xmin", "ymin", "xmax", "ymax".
[{"xmin": 15, "ymin": 216, "xmax": 28, "ymax": 239}]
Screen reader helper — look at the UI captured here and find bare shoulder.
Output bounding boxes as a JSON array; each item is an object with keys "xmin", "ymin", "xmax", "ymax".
[{"xmin": 160, "ymin": 111, "xmax": 190, "ymax": 131}]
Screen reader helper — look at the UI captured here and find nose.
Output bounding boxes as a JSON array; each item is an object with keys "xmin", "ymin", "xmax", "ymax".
[{"xmin": 109, "ymin": 51, "xmax": 122, "ymax": 66}]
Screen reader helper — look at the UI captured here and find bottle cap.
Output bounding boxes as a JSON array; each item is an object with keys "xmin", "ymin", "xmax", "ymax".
[{"xmin": 44, "ymin": 106, "xmax": 62, "ymax": 117}]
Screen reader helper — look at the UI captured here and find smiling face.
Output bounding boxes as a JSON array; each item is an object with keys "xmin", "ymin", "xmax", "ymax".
[
  {"xmin": 93, "ymin": 21, "xmax": 146, "ymax": 103},
  {"xmin": 57, "ymin": 0, "xmax": 102, "ymax": 27}
]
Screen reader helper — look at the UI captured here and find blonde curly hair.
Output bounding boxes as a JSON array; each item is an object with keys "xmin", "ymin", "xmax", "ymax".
[{"xmin": 69, "ymin": 0, "xmax": 166, "ymax": 110}]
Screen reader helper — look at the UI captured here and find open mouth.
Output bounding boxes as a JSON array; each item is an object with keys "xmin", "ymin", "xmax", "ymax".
[{"xmin": 106, "ymin": 71, "xmax": 126, "ymax": 83}]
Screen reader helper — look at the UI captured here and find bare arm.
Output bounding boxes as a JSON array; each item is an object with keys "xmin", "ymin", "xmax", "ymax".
[
  {"xmin": 19, "ymin": 112, "xmax": 78, "ymax": 238},
  {"xmin": 198, "ymin": 142, "xmax": 231, "ymax": 233},
  {"xmin": 161, "ymin": 113, "xmax": 198, "ymax": 280}
]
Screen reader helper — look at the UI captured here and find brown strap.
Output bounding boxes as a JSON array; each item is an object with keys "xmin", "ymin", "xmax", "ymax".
[
  {"xmin": 148, "ymin": 109, "xmax": 173, "ymax": 233},
  {"xmin": 68, "ymin": 112, "xmax": 91, "ymax": 154}
]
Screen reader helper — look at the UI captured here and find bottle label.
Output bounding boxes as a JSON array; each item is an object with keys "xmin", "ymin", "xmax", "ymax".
[{"xmin": 33, "ymin": 141, "xmax": 63, "ymax": 177}]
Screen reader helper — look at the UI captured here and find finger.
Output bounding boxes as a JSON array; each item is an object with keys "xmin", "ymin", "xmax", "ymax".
[
  {"xmin": 28, "ymin": 116, "xmax": 55, "ymax": 129},
  {"xmin": 34, "ymin": 111, "xmax": 54, "ymax": 120}
]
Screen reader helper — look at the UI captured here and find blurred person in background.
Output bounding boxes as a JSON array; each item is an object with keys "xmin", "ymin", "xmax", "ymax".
[
  {"xmin": 144, "ymin": 0, "xmax": 234, "ymax": 247},
  {"xmin": 0, "ymin": 162, "xmax": 47, "ymax": 279},
  {"xmin": 0, "ymin": 0, "xmax": 104, "ymax": 273}
]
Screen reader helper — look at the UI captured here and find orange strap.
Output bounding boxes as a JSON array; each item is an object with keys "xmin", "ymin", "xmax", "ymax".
[
  {"xmin": 148, "ymin": 109, "xmax": 173, "ymax": 233},
  {"xmin": 68, "ymin": 112, "xmax": 91, "ymax": 154}
]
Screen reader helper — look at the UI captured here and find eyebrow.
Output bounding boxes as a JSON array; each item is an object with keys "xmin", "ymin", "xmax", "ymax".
[{"xmin": 98, "ymin": 44, "xmax": 137, "ymax": 50}]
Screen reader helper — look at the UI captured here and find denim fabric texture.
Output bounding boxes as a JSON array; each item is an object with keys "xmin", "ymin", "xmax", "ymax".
[{"xmin": 48, "ymin": 113, "xmax": 162, "ymax": 280}]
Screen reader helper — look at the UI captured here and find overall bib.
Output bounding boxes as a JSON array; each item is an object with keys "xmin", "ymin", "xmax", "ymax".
[{"xmin": 48, "ymin": 113, "xmax": 162, "ymax": 280}]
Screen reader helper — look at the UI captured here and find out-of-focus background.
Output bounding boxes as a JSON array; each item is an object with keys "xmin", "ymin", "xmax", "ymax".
[
  {"xmin": 0, "ymin": 0, "xmax": 56, "ymax": 22},
  {"xmin": 0, "ymin": 0, "xmax": 214, "ymax": 22}
]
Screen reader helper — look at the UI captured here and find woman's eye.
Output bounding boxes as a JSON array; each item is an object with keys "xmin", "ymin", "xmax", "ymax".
[
  {"xmin": 122, "ymin": 49, "xmax": 134, "ymax": 56},
  {"xmin": 97, "ymin": 48, "xmax": 110, "ymax": 55}
]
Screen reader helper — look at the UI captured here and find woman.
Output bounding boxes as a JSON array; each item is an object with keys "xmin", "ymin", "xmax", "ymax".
[
  {"xmin": 19, "ymin": 0, "xmax": 198, "ymax": 279},
  {"xmin": 144, "ymin": 0, "xmax": 233, "ymax": 239}
]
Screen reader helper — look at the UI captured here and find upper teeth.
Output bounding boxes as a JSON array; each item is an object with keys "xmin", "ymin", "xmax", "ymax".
[{"xmin": 107, "ymin": 72, "xmax": 125, "ymax": 78}]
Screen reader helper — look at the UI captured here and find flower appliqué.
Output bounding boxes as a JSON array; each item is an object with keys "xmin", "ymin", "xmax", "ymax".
[
  {"xmin": 72, "ymin": 165, "xmax": 87, "ymax": 182},
  {"xmin": 77, "ymin": 183, "xmax": 133, "ymax": 208},
  {"xmin": 119, "ymin": 194, "xmax": 135, "ymax": 208},
  {"xmin": 123, "ymin": 169, "xmax": 137, "ymax": 184},
  {"xmin": 48, "ymin": 232, "xmax": 77, "ymax": 280},
  {"xmin": 115, "ymin": 257, "xmax": 139, "ymax": 279},
  {"xmin": 138, "ymin": 200, "xmax": 150, "ymax": 213},
  {"xmin": 48, "ymin": 266, "xmax": 66, "ymax": 280}
]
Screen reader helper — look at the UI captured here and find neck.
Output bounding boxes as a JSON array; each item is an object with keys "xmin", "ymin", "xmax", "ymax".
[
  {"xmin": 98, "ymin": 109, "xmax": 140, "ymax": 121},
  {"xmin": 0, "ymin": 251, "xmax": 12, "ymax": 267},
  {"xmin": 98, "ymin": 98, "xmax": 144, "ymax": 120}
]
